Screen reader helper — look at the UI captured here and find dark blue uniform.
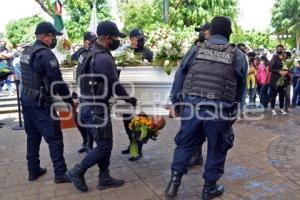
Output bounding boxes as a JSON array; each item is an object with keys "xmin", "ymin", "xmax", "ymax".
[
  {"xmin": 170, "ymin": 35, "xmax": 248, "ymax": 182},
  {"xmin": 21, "ymin": 40, "xmax": 73, "ymax": 179},
  {"xmin": 134, "ymin": 47, "xmax": 153, "ymax": 62},
  {"xmin": 71, "ymin": 47, "xmax": 85, "ymax": 61},
  {"xmin": 79, "ymin": 44, "xmax": 131, "ymax": 170}
]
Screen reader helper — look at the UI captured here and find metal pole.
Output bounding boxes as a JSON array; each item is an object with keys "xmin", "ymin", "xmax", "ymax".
[
  {"xmin": 163, "ymin": 0, "xmax": 169, "ymax": 24},
  {"xmin": 12, "ymin": 79, "xmax": 24, "ymax": 130}
]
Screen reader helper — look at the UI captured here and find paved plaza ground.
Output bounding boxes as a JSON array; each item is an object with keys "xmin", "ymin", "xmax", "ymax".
[{"xmin": 1, "ymin": 109, "xmax": 300, "ymax": 200}]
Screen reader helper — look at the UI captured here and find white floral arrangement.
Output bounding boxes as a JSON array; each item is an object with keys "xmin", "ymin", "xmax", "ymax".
[
  {"xmin": 145, "ymin": 27, "xmax": 196, "ymax": 74},
  {"xmin": 114, "ymin": 47, "xmax": 147, "ymax": 67},
  {"xmin": 113, "ymin": 27, "xmax": 197, "ymax": 74}
]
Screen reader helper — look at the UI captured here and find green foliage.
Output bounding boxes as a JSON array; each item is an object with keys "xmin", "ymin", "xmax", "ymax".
[
  {"xmin": 64, "ymin": 0, "xmax": 111, "ymax": 42},
  {"xmin": 167, "ymin": 0, "xmax": 238, "ymax": 28},
  {"xmin": 119, "ymin": 0, "xmax": 163, "ymax": 33},
  {"xmin": 272, "ymin": 0, "xmax": 300, "ymax": 33},
  {"xmin": 5, "ymin": 15, "xmax": 43, "ymax": 46},
  {"xmin": 120, "ymin": 0, "xmax": 238, "ymax": 32},
  {"xmin": 231, "ymin": 25, "xmax": 277, "ymax": 49},
  {"xmin": 271, "ymin": 0, "xmax": 300, "ymax": 48}
]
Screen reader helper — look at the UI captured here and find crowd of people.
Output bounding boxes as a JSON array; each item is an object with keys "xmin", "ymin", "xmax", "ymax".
[
  {"xmin": 0, "ymin": 41, "xmax": 25, "ymax": 96},
  {"xmin": 238, "ymin": 44, "xmax": 300, "ymax": 116}
]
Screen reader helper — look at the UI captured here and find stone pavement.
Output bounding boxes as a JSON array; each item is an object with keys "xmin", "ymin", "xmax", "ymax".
[{"xmin": 1, "ymin": 109, "xmax": 300, "ymax": 200}]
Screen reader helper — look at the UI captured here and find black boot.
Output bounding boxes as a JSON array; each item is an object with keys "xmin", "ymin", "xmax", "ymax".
[
  {"xmin": 121, "ymin": 146, "xmax": 130, "ymax": 154},
  {"xmin": 189, "ymin": 155, "xmax": 204, "ymax": 167},
  {"xmin": 97, "ymin": 170, "xmax": 125, "ymax": 190},
  {"xmin": 67, "ymin": 164, "xmax": 89, "ymax": 192},
  {"xmin": 165, "ymin": 171, "xmax": 182, "ymax": 199},
  {"xmin": 54, "ymin": 174, "xmax": 71, "ymax": 184},
  {"xmin": 78, "ymin": 144, "xmax": 87, "ymax": 154},
  {"xmin": 28, "ymin": 167, "xmax": 47, "ymax": 181},
  {"xmin": 202, "ymin": 181, "xmax": 224, "ymax": 200},
  {"xmin": 189, "ymin": 147, "xmax": 204, "ymax": 167}
]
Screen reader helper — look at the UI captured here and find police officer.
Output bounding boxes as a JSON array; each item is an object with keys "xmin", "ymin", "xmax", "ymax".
[
  {"xmin": 72, "ymin": 31, "xmax": 97, "ymax": 154},
  {"xmin": 120, "ymin": 28, "xmax": 153, "ymax": 161},
  {"xmin": 129, "ymin": 28, "xmax": 153, "ymax": 62},
  {"xmin": 20, "ymin": 22, "xmax": 74, "ymax": 183},
  {"xmin": 189, "ymin": 23, "xmax": 210, "ymax": 167},
  {"xmin": 165, "ymin": 16, "xmax": 248, "ymax": 200},
  {"xmin": 194, "ymin": 23, "xmax": 210, "ymax": 44},
  {"xmin": 68, "ymin": 21, "xmax": 137, "ymax": 192},
  {"xmin": 71, "ymin": 31, "xmax": 97, "ymax": 61}
]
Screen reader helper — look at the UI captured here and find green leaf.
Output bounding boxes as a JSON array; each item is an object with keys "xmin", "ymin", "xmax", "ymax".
[
  {"xmin": 129, "ymin": 140, "xmax": 139, "ymax": 158},
  {"xmin": 140, "ymin": 126, "xmax": 148, "ymax": 140}
]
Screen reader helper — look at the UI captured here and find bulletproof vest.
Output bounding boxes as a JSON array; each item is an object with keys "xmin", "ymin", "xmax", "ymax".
[
  {"xmin": 182, "ymin": 41, "xmax": 238, "ymax": 103},
  {"xmin": 78, "ymin": 46, "xmax": 106, "ymax": 102},
  {"xmin": 20, "ymin": 45, "xmax": 48, "ymax": 93},
  {"xmin": 76, "ymin": 48, "xmax": 90, "ymax": 84}
]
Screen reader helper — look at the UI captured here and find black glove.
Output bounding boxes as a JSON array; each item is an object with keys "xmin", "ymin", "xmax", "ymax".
[{"xmin": 125, "ymin": 97, "xmax": 137, "ymax": 107}]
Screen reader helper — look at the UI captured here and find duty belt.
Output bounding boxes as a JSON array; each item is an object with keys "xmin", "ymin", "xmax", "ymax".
[{"xmin": 23, "ymin": 88, "xmax": 40, "ymax": 101}]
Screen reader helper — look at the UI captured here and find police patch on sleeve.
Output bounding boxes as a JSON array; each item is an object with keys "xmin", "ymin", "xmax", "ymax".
[{"xmin": 50, "ymin": 60, "xmax": 58, "ymax": 68}]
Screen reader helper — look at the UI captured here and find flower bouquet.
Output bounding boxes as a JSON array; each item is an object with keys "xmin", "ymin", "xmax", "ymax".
[
  {"xmin": 276, "ymin": 58, "xmax": 294, "ymax": 87},
  {"xmin": 128, "ymin": 112, "xmax": 166, "ymax": 158}
]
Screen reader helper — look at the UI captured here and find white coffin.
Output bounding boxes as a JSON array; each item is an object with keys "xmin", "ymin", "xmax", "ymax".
[
  {"xmin": 61, "ymin": 66, "xmax": 178, "ymax": 115},
  {"xmin": 116, "ymin": 66, "xmax": 177, "ymax": 115}
]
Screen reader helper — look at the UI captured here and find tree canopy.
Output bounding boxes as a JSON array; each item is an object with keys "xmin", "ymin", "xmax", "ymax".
[
  {"xmin": 120, "ymin": 0, "xmax": 238, "ymax": 32},
  {"xmin": 167, "ymin": 0, "xmax": 238, "ymax": 27},
  {"xmin": 271, "ymin": 0, "xmax": 300, "ymax": 49},
  {"xmin": 5, "ymin": 15, "xmax": 43, "ymax": 46}
]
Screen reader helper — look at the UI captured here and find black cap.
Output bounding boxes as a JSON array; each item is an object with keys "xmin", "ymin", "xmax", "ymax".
[
  {"xmin": 195, "ymin": 23, "xmax": 210, "ymax": 32},
  {"xmin": 83, "ymin": 31, "xmax": 97, "ymax": 42},
  {"xmin": 209, "ymin": 16, "xmax": 232, "ymax": 40},
  {"xmin": 129, "ymin": 28, "xmax": 144, "ymax": 39},
  {"xmin": 96, "ymin": 21, "xmax": 126, "ymax": 38},
  {"xmin": 35, "ymin": 22, "xmax": 63, "ymax": 36}
]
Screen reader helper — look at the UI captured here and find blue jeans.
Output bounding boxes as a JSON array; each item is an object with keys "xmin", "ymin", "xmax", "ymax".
[
  {"xmin": 248, "ymin": 87, "xmax": 256, "ymax": 109},
  {"xmin": 260, "ymin": 84, "xmax": 270, "ymax": 109},
  {"xmin": 292, "ymin": 79, "xmax": 300, "ymax": 106},
  {"xmin": 171, "ymin": 106, "xmax": 234, "ymax": 182}
]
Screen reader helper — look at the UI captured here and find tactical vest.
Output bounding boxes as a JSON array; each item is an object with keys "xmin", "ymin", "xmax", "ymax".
[
  {"xmin": 182, "ymin": 41, "xmax": 238, "ymax": 103},
  {"xmin": 78, "ymin": 47, "xmax": 106, "ymax": 102},
  {"xmin": 20, "ymin": 45, "xmax": 48, "ymax": 99},
  {"xmin": 76, "ymin": 48, "xmax": 90, "ymax": 84}
]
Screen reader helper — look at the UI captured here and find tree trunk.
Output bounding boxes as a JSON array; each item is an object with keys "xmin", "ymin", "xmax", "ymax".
[{"xmin": 34, "ymin": 0, "xmax": 54, "ymax": 19}]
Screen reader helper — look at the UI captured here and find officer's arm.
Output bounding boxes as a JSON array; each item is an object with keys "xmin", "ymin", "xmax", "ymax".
[
  {"xmin": 94, "ymin": 54, "xmax": 129, "ymax": 97},
  {"xmin": 71, "ymin": 52, "xmax": 78, "ymax": 61},
  {"xmin": 40, "ymin": 52, "xmax": 73, "ymax": 106},
  {"xmin": 144, "ymin": 49, "xmax": 153, "ymax": 62},
  {"xmin": 233, "ymin": 50, "xmax": 248, "ymax": 102},
  {"xmin": 170, "ymin": 47, "xmax": 197, "ymax": 104}
]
